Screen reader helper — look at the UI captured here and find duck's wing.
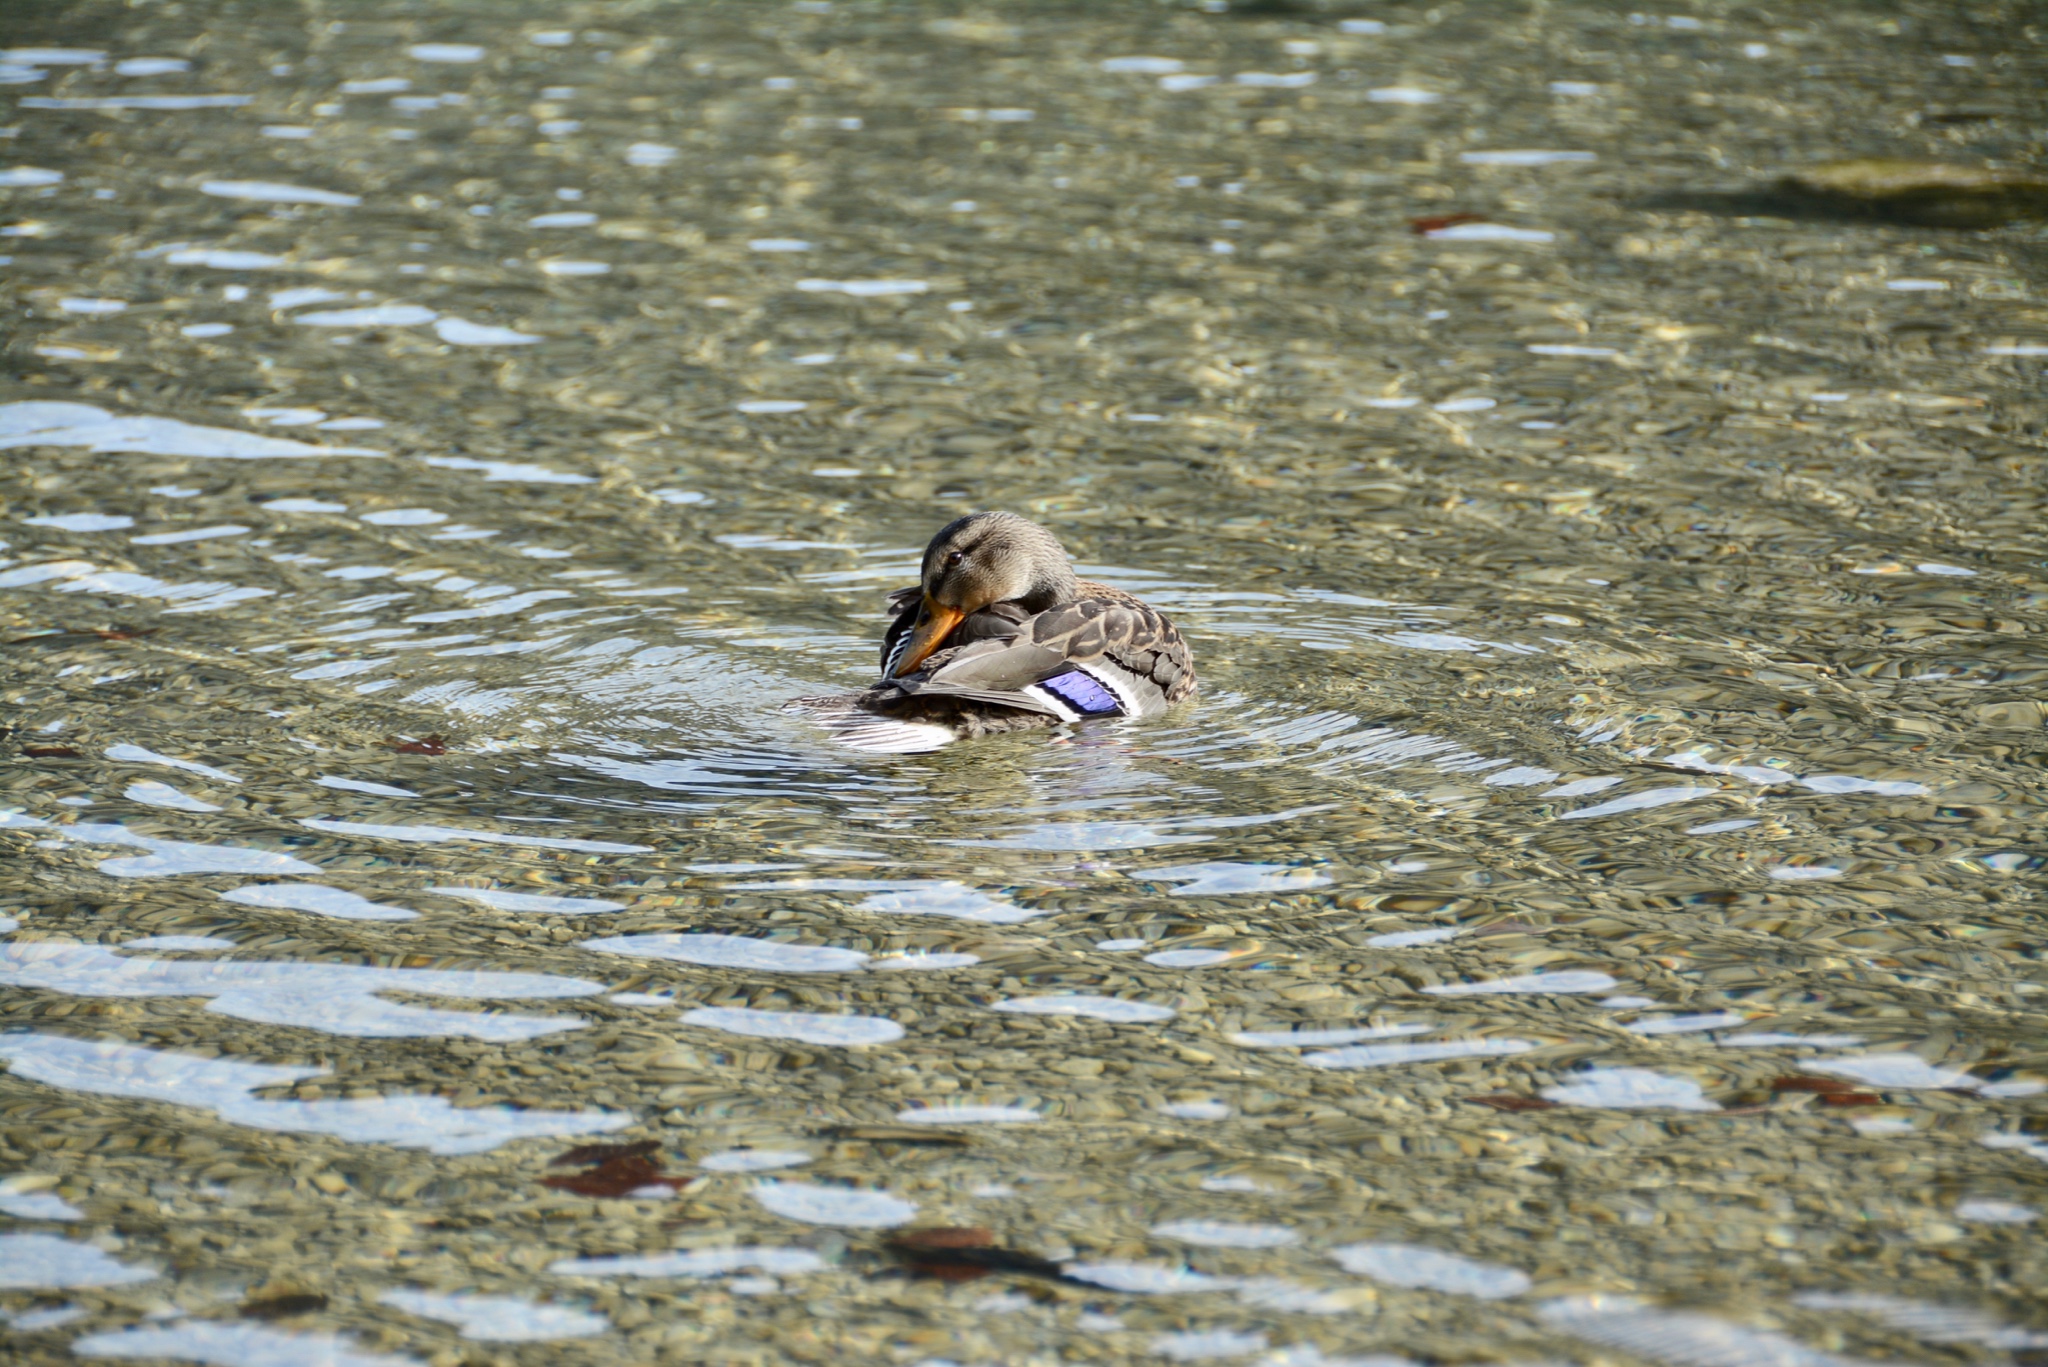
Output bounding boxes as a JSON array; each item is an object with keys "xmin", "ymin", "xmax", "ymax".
[{"xmin": 873, "ymin": 587, "xmax": 1195, "ymax": 721}]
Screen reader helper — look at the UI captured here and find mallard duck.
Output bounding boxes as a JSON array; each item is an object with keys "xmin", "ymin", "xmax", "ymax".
[{"xmin": 798, "ymin": 512, "xmax": 1197, "ymax": 751}]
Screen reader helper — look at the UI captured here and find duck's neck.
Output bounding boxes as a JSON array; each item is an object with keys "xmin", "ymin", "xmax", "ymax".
[{"xmin": 1012, "ymin": 557, "xmax": 1080, "ymax": 613}]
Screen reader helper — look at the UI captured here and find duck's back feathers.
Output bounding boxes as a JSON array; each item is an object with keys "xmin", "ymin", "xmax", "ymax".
[{"xmin": 860, "ymin": 580, "xmax": 1195, "ymax": 727}]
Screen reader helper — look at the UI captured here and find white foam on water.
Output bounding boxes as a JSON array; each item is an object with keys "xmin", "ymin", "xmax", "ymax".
[
  {"xmin": 23, "ymin": 95, "xmax": 252, "ymax": 110},
  {"xmin": 737, "ymin": 399, "xmax": 808, "ymax": 414},
  {"xmin": 1769, "ymin": 865, "xmax": 1843, "ymax": 881},
  {"xmin": 0, "ymin": 401, "xmax": 381, "ymax": 459},
  {"xmin": 54, "ymin": 820, "xmax": 312, "ymax": 878},
  {"xmin": 199, "ymin": 179, "xmax": 359, "ymax": 205},
  {"xmin": 0, "ymin": 48, "xmax": 105, "ymax": 64},
  {"xmin": 1427, "ymin": 223, "xmax": 1555, "ymax": 242},
  {"xmin": 1542, "ymin": 1067, "xmax": 1719, "ymax": 1111},
  {"xmin": 1329, "ymin": 1243, "xmax": 1529, "ymax": 1298},
  {"xmin": 1154, "ymin": 1330, "xmax": 1269, "ymax": 1361},
  {"xmin": 1232, "ymin": 1024, "xmax": 1431, "ymax": 1048},
  {"xmin": 24, "ymin": 512, "xmax": 133, "ymax": 532},
  {"xmin": 57, "ymin": 297, "xmax": 127, "ymax": 314},
  {"xmin": 1064, "ymin": 1262, "xmax": 1234, "ymax": 1294},
  {"xmin": 770, "ymin": 881, "xmax": 1024, "ymax": 926},
  {"xmin": 1159, "ymin": 74, "xmax": 1218, "ymax": 91},
  {"xmin": 315, "ymin": 775, "xmax": 414, "ymax": 796},
  {"xmin": 1527, "ymin": 343, "xmax": 1617, "ymax": 357},
  {"xmin": 1235, "ymin": 71, "xmax": 1316, "ymax": 87},
  {"xmin": 1367, "ymin": 927, "xmax": 1460, "ymax": 948},
  {"xmin": 115, "ymin": 57, "xmax": 190, "ymax": 75},
  {"xmin": 1808, "ymin": 1053, "xmax": 1978, "ymax": 1090},
  {"xmin": 0, "ymin": 1184, "xmax": 84, "ymax": 1220},
  {"xmin": 992, "ymin": 994, "xmax": 1176, "ymax": 1022},
  {"xmin": 0, "ymin": 1231, "xmax": 156, "ymax": 1289},
  {"xmin": 122, "ymin": 781, "xmax": 220, "ymax": 813},
  {"xmin": 0, "ymin": 938, "xmax": 598, "ymax": 1039},
  {"xmin": 166, "ymin": 248, "xmax": 287, "ymax": 269},
  {"xmin": 434, "ymin": 317, "xmax": 541, "ymax": 345},
  {"xmin": 0, "ymin": 1033, "xmax": 624, "ymax": 1153},
  {"xmin": 796, "ymin": 278, "xmax": 928, "ymax": 296},
  {"xmin": 269, "ymin": 286, "xmax": 345, "ymax": 309},
  {"xmin": 1544, "ymin": 775, "xmax": 1624, "ymax": 796},
  {"xmin": 1146, "ymin": 948, "xmax": 1235, "ymax": 967},
  {"xmin": 868, "ymin": 952, "xmax": 981, "ymax": 971},
  {"xmin": 1954, "ymin": 1199, "xmax": 2035, "ymax": 1224},
  {"xmin": 626, "ymin": 142, "xmax": 678, "ymax": 166},
  {"xmin": 377, "ymin": 1289, "xmax": 607, "ymax": 1342},
  {"xmin": 300, "ymin": 818, "xmax": 650, "ymax": 854},
  {"xmin": 751, "ymin": 1180, "xmax": 917, "ymax": 1228},
  {"xmin": 130, "ymin": 524, "xmax": 249, "ymax": 544},
  {"xmin": 1793, "ymin": 1291, "xmax": 2048, "ymax": 1349},
  {"xmin": 1540, "ymin": 1294, "xmax": 1875, "ymax": 1367},
  {"xmin": 529, "ymin": 211, "xmax": 597, "ymax": 228},
  {"xmin": 409, "ymin": 43, "xmax": 485, "ymax": 62},
  {"xmin": 682, "ymin": 1006, "xmax": 903, "ymax": 1046},
  {"xmin": 1557, "ymin": 786, "xmax": 1716, "ymax": 820},
  {"xmin": 1153, "ymin": 1220, "xmax": 1299, "ymax": 1249},
  {"xmin": 119, "ymin": 935, "xmax": 234, "ymax": 952},
  {"xmin": 1367, "ymin": 86, "xmax": 1441, "ymax": 103},
  {"xmin": 550, "ymin": 1246, "xmax": 824, "ymax": 1278},
  {"xmin": 1158, "ymin": 1100, "xmax": 1231, "ymax": 1120},
  {"xmin": 220, "ymin": 883, "xmax": 417, "ymax": 921},
  {"xmin": 748, "ymin": 237, "xmax": 812, "ymax": 251},
  {"xmin": 894, "ymin": 1104, "xmax": 1040, "ymax": 1124},
  {"xmin": 1461, "ymin": 149, "xmax": 1596, "ymax": 165},
  {"xmin": 582, "ymin": 933, "xmax": 868, "ymax": 972},
  {"xmin": 539, "ymin": 260, "xmax": 609, "ymax": 276},
  {"xmin": 698, "ymin": 1150, "xmax": 812, "ymax": 1172},
  {"xmin": 294, "ymin": 304, "xmax": 436, "ymax": 327},
  {"xmin": 1301, "ymin": 1038, "xmax": 1535, "ymax": 1070},
  {"xmin": 1143, "ymin": 861, "xmax": 1332, "ymax": 895},
  {"xmin": 1102, "ymin": 57, "xmax": 1184, "ymax": 73},
  {"xmin": 1424, "ymin": 970, "xmax": 1616, "ymax": 995},
  {"xmin": 181, "ymin": 323, "xmax": 234, "ymax": 337},
  {"xmin": 426, "ymin": 885, "xmax": 625, "ymax": 914},
  {"xmin": 1983, "ymin": 343, "xmax": 2048, "ymax": 356},
  {"xmin": 73, "ymin": 1322, "xmax": 420, "ymax": 1366}
]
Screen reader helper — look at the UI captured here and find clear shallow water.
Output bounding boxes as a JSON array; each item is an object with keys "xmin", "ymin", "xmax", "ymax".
[{"xmin": 1, "ymin": 1, "xmax": 2045, "ymax": 1363}]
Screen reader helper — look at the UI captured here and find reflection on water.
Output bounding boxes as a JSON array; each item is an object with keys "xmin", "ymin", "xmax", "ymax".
[{"xmin": 1, "ymin": 1, "xmax": 2044, "ymax": 1362}]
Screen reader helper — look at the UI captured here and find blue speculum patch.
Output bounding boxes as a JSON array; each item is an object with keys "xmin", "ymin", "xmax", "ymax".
[{"xmin": 1038, "ymin": 669, "xmax": 1122, "ymax": 715}]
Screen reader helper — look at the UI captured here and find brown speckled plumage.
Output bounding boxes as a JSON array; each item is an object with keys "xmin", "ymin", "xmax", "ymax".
[{"xmin": 795, "ymin": 513, "xmax": 1196, "ymax": 751}]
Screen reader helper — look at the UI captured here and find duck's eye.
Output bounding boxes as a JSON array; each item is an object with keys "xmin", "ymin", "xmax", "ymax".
[{"xmin": 944, "ymin": 550, "xmax": 965, "ymax": 568}]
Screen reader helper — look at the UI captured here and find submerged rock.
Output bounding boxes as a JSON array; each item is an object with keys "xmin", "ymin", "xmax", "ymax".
[
  {"xmin": 1640, "ymin": 158, "xmax": 2048, "ymax": 228},
  {"xmin": 1778, "ymin": 158, "xmax": 2048, "ymax": 228}
]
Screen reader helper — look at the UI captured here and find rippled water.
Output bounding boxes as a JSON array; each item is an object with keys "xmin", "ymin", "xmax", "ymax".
[{"xmin": 3, "ymin": 3, "xmax": 2045, "ymax": 1364}]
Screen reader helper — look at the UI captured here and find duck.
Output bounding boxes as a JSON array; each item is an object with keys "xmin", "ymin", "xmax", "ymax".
[{"xmin": 797, "ymin": 512, "xmax": 1196, "ymax": 752}]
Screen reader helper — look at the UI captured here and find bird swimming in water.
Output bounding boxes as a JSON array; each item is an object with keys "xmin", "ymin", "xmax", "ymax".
[{"xmin": 798, "ymin": 511, "xmax": 1196, "ymax": 752}]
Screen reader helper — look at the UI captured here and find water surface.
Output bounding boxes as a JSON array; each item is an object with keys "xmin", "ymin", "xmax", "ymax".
[{"xmin": 2, "ymin": 3, "xmax": 2045, "ymax": 1364}]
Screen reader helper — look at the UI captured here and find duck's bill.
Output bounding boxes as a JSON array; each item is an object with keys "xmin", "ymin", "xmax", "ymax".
[{"xmin": 891, "ymin": 598, "xmax": 964, "ymax": 676}]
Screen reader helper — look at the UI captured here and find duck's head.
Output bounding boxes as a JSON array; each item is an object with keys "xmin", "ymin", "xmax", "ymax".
[{"xmin": 891, "ymin": 511, "xmax": 1079, "ymax": 676}]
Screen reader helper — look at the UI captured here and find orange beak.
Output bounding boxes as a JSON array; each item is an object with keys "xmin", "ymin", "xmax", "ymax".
[{"xmin": 892, "ymin": 596, "xmax": 965, "ymax": 677}]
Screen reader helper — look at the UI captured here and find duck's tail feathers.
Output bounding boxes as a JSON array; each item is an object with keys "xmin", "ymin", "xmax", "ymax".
[{"xmin": 788, "ymin": 696, "xmax": 957, "ymax": 754}]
